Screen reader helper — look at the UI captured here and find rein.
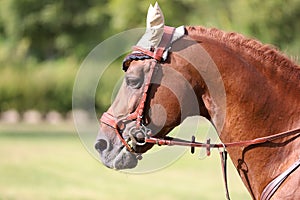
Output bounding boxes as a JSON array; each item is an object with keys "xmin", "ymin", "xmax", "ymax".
[
  {"xmin": 99, "ymin": 25, "xmax": 300, "ymax": 200},
  {"xmin": 144, "ymin": 127, "xmax": 300, "ymax": 151},
  {"xmin": 146, "ymin": 128, "xmax": 300, "ymax": 200},
  {"xmin": 145, "ymin": 128, "xmax": 300, "ymax": 200}
]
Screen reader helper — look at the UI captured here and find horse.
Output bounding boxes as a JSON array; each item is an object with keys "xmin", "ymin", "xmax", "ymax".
[{"xmin": 95, "ymin": 24, "xmax": 300, "ymax": 200}]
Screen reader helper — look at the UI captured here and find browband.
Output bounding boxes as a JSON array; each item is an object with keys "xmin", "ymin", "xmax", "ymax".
[{"xmin": 122, "ymin": 26, "xmax": 178, "ymax": 71}]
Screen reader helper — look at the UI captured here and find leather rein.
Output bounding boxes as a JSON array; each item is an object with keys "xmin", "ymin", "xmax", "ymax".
[{"xmin": 100, "ymin": 26, "xmax": 300, "ymax": 200}]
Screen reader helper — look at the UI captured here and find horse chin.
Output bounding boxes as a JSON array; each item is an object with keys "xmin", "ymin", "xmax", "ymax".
[{"xmin": 112, "ymin": 147, "xmax": 138, "ymax": 170}]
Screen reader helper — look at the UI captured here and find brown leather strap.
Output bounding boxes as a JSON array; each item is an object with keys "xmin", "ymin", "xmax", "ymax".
[
  {"xmin": 219, "ymin": 149, "xmax": 230, "ymax": 200},
  {"xmin": 145, "ymin": 128, "xmax": 300, "ymax": 149},
  {"xmin": 99, "ymin": 61, "xmax": 157, "ymax": 152},
  {"xmin": 100, "ymin": 112, "xmax": 134, "ymax": 152},
  {"xmin": 260, "ymin": 157, "xmax": 300, "ymax": 200},
  {"xmin": 133, "ymin": 26, "xmax": 176, "ymax": 61},
  {"xmin": 145, "ymin": 128, "xmax": 300, "ymax": 200},
  {"xmin": 223, "ymin": 128, "xmax": 300, "ymax": 147},
  {"xmin": 132, "ymin": 46, "xmax": 158, "ymax": 60},
  {"xmin": 100, "ymin": 112, "xmax": 118, "ymax": 129},
  {"xmin": 154, "ymin": 25, "xmax": 176, "ymax": 60},
  {"xmin": 126, "ymin": 60, "xmax": 157, "ymax": 126}
]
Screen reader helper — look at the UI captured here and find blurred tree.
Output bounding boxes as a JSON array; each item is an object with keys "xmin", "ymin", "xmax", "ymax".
[
  {"xmin": 0, "ymin": 0, "xmax": 299, "ymax": 114},
  {"xmin": 246, "ymin": 0, "xmax": 300, "ymax": 55},
  {"xmin": 0, "ymin": 0, "xmax": 299, "ymax": 62},
  {"xmin": 0, "ymin": 0, "xmax": 110, "ymax": 61}
]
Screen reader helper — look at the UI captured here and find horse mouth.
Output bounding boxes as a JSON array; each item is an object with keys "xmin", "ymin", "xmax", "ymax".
[
  {"xmin": 112, "ymin": 146, "xmax": 138, "ymax": 170},
  {"xmin": 95, "ymin": 124, "xmax": 153, "ymax": 170}
]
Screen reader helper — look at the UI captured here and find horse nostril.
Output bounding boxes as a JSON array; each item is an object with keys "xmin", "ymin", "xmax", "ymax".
[{"xmin": 95, "ymin": 139, "xmax": 108, "ymax": 152}]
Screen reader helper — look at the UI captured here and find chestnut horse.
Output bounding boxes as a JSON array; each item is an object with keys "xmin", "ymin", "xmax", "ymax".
[{"xmin": 96, "ymin": 26, "xmax": 300, "ymax": 199}]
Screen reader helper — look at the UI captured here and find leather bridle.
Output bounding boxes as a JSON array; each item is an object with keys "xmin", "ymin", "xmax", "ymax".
[
  {"xmin": 100, "ymin": 59, "xmax": 157, "ymax": 152},
  {"xmin": 100, "ymin": 26, "xmax": 176, "ymax": 152},
  {"xmin": 99, "ymin": 25, "xmax": 300, "ymax": 200}
]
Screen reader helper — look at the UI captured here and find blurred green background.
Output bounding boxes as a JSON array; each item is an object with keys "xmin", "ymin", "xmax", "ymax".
[
  {"xmin": 0, "ymin": 0, "xmax": 299, "ymax": 199},
  {"xmin": 0, "ymin": 0, "xmax": 299, "ymax": 114}
]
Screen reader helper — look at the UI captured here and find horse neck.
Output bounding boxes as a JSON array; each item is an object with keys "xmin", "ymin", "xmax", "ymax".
[
  {"xmin": 197, "ymin": 37, "xmax": 300, "ymax": 198},
  {"xmin": 199, "ymin": 38, "xmax": 300, "ymax": 137}
]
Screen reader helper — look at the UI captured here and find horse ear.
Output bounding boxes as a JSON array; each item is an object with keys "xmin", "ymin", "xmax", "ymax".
[
  {"xmin": 146, "ymin": 2, "xmax": 164, "ymax": 30},
  {"xmin": 136, "ymin": 2, "xmax": 165, "ymax": 50}
]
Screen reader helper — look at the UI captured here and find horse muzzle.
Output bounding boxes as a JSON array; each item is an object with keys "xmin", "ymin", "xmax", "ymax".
[
  {"xmin": 95, "ymin": 127, "xmax": 139, "ymax": 170},
  {"xmin": 95, "ymin": 117, "xmax": 153, "ymax": 169}
]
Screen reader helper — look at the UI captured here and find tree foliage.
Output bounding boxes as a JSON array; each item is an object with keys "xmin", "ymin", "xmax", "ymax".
[
  {"xmin": 0, "ymin": 0, "xmax": 299, "ymax": 113},
  {"xmin": 0, "ymin": 0, "xmax": 299, "ymax": 62},
  {"xmin": 0, "ymin": 0, "xmax": 110, "ymax": 61}
]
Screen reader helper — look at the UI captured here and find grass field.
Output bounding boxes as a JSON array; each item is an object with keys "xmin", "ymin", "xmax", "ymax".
[{"xmin": 0, "ymin": 123, "xmax": 251, "ymax": 200}]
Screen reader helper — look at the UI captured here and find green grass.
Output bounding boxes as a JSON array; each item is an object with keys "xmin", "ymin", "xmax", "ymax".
[{"xmin": 0, "ymin": 123, "xmax": 251, "ymax": 200}]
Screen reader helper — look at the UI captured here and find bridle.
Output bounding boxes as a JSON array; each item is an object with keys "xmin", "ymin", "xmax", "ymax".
[
  {"xmin": 100, "ymin": 59, "xmax": 157, "ymax": 153},
  {"xmin": 99, "ymin": 25, "xmax": 300, "ymax": 200},
  {"xmin": 100, "ymin": 26, "xmax": 176, "ymax": 152}
]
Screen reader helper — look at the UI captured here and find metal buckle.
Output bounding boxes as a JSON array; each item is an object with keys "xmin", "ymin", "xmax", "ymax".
[{"xmin": 128, "ymin": 124, "xmax": 151, "ymax": 148}]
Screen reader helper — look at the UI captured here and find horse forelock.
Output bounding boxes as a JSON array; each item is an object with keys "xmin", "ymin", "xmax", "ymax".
[
  {"xmin": 122, "ymin": 53, "xmax": 152, "ymax": 71},
  {"xmin": 185, "ymin": 26, "xmax": 300, "ymax": 83}
]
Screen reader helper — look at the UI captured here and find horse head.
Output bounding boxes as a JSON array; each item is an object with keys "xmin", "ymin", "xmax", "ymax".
[
  {"xmin": 95, "ymin": 3, "xmax": 213, "ymax": 169},
  {"xmin": 96, "ymin": 54, "xmax": 212, "ymax": 169}
]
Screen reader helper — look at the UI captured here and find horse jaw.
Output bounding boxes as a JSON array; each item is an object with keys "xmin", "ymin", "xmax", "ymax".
[{"xmin": 112, "ymin": 147, "xmax": 138, "ymax": 170}]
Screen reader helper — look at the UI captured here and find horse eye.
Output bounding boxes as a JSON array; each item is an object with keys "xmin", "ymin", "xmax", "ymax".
[{"xmin": 126, "ymin": 76, "xmax": 143, "ymax": 89}]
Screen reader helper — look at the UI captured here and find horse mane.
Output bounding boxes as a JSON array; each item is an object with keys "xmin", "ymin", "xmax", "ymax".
[{"xmin": 186, "ymin": 26, "xmax": 300, "ymax": 82}]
